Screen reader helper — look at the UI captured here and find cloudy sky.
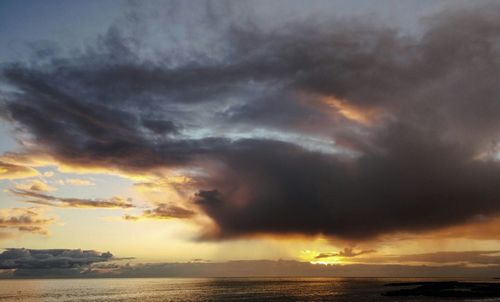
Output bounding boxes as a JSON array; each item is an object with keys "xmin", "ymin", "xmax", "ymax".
[{"xmin": 1, "ymin": 0, "xmax": 500, "ymax": 277}]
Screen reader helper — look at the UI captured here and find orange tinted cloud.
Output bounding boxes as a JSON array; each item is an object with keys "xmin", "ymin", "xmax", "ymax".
[
  {"xmin": 421, "ymin": 216, "xmax": 500, "ymax": 241},
  {"xmin": 15, "ymin": 180, "xmax": 56, "ymax": 192},
  {"xmin": 0, "ymin": 161, "xmax": 38, "ymax": 180},
  {"xmin": 123, "ymin": 203, "xmax": 195, "ymax": 221},
  {"xmin": 322, "ymin": 96, "xmax": 377, "ymax": 125},
  {"xmin": 0, "ymin": 207, "xmax": 54, "ymax": 237},
  {"xmin": 0, "ymin": 152, "xmax": 155, "ymax": 182},
  {"xmin": 10, "ymin": 189, "xmax": 134, "ymax": 209}
]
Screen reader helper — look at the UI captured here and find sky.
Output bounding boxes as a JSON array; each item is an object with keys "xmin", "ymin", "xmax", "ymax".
[{"xmin": 1, "ymin": 0, "xmax": 500, "ymax": 278}]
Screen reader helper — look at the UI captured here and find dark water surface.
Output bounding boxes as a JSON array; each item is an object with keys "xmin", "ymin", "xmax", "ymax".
[{"xmin": 1, "ymin": 277, "xmax": 499, "ymax": 301}]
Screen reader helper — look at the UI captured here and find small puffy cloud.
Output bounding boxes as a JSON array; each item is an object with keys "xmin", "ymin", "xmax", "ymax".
[
  {"xmin": 123, "ymin": 214, "xmax": 140, "ymax": 221},
  {"xmin": 43, "ymin": 171, "xmax": 54, "ymax": 177},
  {"xmin": 10, "ymin": 189, "xmax": 134, "ymax": 209},
  {"xmin": 0, "ymin": 161, "xmax": 38, "ymax": 180},
  {"xmin": 0, "ymin": 248, "xmax": 113, "ymax": 269},
  {"xmin": 15, "ymin": 180, "xmax": 56, "ymax": 192},
  {"xmin": 0, "ymin": 208, "xmax": 54, "ymax": 236},
  {"xmin": 65, "ymin": 178, "xmax": 95, "ymax": 186},
  {"xmin": 144, "ymin": 204, "xmax": 195, "ymax": 219}
]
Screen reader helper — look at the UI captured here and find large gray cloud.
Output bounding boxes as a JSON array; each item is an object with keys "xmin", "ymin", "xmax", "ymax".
[
  {"xmin": 195, "ymin": 125, "xmax": 500, "ymax": 240},
  {"xmin": 1, "ymin": 2, "xmax": 500, "ymax": 241},
  {"xmin": 0, "ymin": 248, "xmax": 113, "ymax": 269}
]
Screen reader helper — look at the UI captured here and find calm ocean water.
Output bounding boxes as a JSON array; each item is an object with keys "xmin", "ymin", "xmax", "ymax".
[{"xmin": 0, "ymin": 277, "xmax": 499, "ymax": 302}]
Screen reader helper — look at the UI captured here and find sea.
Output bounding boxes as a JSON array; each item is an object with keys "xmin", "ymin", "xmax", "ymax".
[{"xmin": 0, "ymin": 277, "xmax": 498, "ymax": 302}]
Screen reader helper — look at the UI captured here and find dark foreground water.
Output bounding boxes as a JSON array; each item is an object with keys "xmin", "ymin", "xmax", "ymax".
[{"xmin": 0, "ymin": 277, "xmax": 499, "ymax": 302}]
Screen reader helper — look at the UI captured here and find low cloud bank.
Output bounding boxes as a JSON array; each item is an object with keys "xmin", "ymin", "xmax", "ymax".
[
  {"xmin": 0, "ymin": 248, "xmax": 113, "ymax": 270},
  {"xmin": 2, "ymin": 249, "xmax": 500, "ymax": 279}
]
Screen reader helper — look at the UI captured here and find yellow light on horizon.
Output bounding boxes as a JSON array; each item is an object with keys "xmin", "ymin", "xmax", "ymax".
[{"xmin": 300, "ymin": 249, "xmax": 344, "ymax": 265}]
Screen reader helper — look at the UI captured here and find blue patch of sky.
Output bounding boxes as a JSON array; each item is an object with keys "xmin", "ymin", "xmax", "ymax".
[{"xmin": 0, "ymin": 0, "xmax": 124, "ymax": 63}]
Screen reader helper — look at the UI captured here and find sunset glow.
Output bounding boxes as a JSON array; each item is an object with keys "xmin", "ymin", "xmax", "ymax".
[{"xmin": 1, "ymin": 0, "xmax": 500, "ymax": 282}]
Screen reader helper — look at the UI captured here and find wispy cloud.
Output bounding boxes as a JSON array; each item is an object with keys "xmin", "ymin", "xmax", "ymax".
[
  {"xmin": 10, "ymin": 189, "xmax": 134, "ymax": 209},
  {"xmin": 124, "ymin": 203, "xmax": 195, "ymax": 221}
]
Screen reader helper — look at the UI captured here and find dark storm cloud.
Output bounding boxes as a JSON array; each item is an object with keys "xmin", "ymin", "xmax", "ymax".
[
  {"xmin": 10, "ymin": 189, "xmax": 134, "ymax": 209},
  {"xmin": 0, "ymin": 248, "xmax": 113, "ymax": 269},
  {"xmin": 195, "ymin": 133, "xmax": 500, "ymax": 240},
  {"xmin": 1, "ymin": 2, "xmax": 500, "ymax": 240},
  {"xmin": 141, "ymin": 119, "xmax": 179, "ymax": 135}
]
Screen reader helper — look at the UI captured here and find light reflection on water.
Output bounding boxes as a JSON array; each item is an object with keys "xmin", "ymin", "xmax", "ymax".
[{"xmin": 0, "ymin": 277, "xmax": 498, "ymax": 302}]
